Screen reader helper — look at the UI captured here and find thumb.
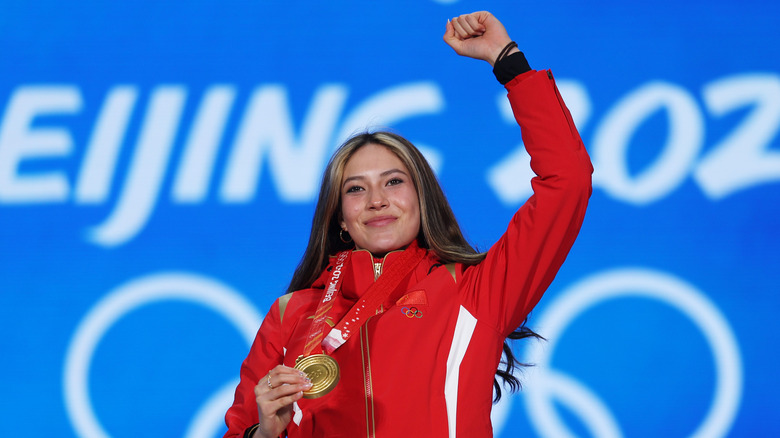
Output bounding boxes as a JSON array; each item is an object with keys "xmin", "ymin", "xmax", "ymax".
[{"xmin": 443, "ymin": 19, "xmax": 460, "ymax": 51}]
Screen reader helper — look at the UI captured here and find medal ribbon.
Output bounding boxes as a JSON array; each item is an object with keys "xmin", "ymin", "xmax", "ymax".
[
  {"xmin": 302, "ymin": 250, "xmax": 351, "ymax": 356},
  {"xmin": 321, "ymin": 241, "xmax": 426, "ymax": 354}
]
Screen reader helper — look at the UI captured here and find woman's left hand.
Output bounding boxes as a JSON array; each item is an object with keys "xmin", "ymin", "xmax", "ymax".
[
  {"xmin": 443, "ymin": 11, "xmax": 517, "ymax": 66},
  {"xmin": 252, "ymin": 365, "xmax": 312, "ymax": 438}
]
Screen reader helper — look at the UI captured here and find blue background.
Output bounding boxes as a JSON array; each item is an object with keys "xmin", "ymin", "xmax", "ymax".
[{"xmin": 1, "ymin": 0, "xmax": 778, "ymax": 436}]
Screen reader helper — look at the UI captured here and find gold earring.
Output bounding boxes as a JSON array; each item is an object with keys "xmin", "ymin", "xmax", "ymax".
[{"xmin": 339, "ymin": 229, "xmax": 352, "ymax": 243}]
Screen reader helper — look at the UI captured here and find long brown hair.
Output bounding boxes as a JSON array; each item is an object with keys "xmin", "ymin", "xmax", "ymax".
[
  {"xmin": 287, "ymin": 131, "xmax": 484, "ymax": 293},
  {"xmin": 285, "ymin": 131, "xmax": 540, "ymax": 402}
]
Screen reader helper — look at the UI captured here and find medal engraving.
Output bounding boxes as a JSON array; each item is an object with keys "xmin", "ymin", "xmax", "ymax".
[{"xmin": 294, "ymin": 354, "xmax": 340, "ymax": 399}]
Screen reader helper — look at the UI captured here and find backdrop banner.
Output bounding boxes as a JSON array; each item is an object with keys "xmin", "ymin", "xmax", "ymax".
[{"xmin": 1, "ymin": 1, "xmax": 778, "ymax": 437}]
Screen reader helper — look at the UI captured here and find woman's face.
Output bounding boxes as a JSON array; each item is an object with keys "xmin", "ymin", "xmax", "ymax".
[{"xmin": 339, "ymin": 144, "xmax": 421, "ymax": 256}]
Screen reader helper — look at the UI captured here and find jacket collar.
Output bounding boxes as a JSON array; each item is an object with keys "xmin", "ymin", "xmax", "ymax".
[
  {"xmin": 342, "ymin": 246, "xmax": 407, "ymax": 300},
  {"xmin": 314, "ymin": 240, "xmax": 434, "ymax": 302}
]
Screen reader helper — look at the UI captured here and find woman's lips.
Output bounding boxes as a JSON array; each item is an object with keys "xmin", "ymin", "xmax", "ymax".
[{"xmin": 364, "ymin": 216, "xmax": 397, "ymax": 227}]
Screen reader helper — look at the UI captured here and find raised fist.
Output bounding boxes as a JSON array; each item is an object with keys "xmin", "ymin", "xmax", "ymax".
[{"xmin": 443, "ymin": 11, "xmax": 517, "ymax": 66}]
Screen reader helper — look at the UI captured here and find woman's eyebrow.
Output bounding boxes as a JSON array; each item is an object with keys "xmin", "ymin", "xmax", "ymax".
[
  {"xmin": 381, "ymin": 168, "xmax": 407, "ymax": 177},
  {"xmin": 342, "ymin": 175, "xmax": 365, "ymax": 187},
  {"xmin": 342, "ymin": 169, "xmax": 407, "ymax": 188}
]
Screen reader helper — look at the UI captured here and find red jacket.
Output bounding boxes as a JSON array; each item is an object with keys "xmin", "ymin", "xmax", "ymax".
[{"xmin": 224, "ymin": 70, "xmax": 593, "ymax": 438}]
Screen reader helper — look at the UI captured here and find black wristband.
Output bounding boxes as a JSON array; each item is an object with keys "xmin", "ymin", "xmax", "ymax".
[{"xmin": 492, "ymin": 51, "xmax": 531, "ymax": 85}]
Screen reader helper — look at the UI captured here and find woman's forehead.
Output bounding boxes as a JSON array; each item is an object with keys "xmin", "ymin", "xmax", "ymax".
[{"xmin": 342, "ymin": 144, "xmax": 408, "ymax": 177}]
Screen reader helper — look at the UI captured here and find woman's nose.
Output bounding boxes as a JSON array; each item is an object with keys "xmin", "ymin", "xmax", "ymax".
[{"xmin": 368, "ymin": 190, "xmax": 388, "ymax": 209}]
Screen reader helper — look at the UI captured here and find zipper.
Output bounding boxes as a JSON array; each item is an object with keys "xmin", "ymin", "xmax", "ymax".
[
  {"xmin": 360, "ymin": 324, "xmax": 376, "ymax": 437},
  {"xmin": 361, "ymin": 251, "xmax": 400, "ymax": 435},
  {"xmin": 548, "ymin": 70, "xmax": 579, "ymax": 137}
]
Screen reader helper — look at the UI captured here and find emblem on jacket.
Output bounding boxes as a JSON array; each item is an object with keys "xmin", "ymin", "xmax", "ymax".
[{"xmin": 401, "ymin": 306, "xmax": 423, "ymax": 319}]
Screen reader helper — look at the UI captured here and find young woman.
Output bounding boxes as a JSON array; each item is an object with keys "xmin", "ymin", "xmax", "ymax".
[{"xmin": 224, "ymin": 11, "xmax": 593, "ymax": 438}]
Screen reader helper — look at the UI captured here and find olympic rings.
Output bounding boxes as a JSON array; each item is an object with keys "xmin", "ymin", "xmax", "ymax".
[
  {"xmin": 62, "ymin": 272, "xmax": 263, "ymax": 438},
  {"xmin": 401, "ymin": 306, "xmax": 423, "ymax": 319}
]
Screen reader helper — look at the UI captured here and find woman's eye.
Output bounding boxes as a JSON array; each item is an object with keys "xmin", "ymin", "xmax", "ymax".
[
  {"xmin": 387, "ymin": 178, "xmax": 403, "ymax": 186},
  {"xmin": 345, "ymin": 185, "xmax": 363, "ymax": 193}
]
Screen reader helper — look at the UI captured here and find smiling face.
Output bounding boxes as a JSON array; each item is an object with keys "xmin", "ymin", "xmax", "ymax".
[{"xmin": 339, "ymin": 143, "xmax": 421, "ymax": 256}]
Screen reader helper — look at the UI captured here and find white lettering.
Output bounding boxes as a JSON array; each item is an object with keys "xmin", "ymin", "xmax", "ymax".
[
  {"xmin": 336, "ymin": 82, "xmax": 445, "ymax": 176},
  {"xmin": 592, "ymin": 81, "xmax": 704, "ymax": 205},
  {"xmin": 323, "ymin": 255, "xmax": 348, "ymax": 302},
  {"xmin": 324, "ymin": 282, "xmax": 337, "ymax": 302},
  {"xmin": 694, "ymin": 73, "xmax": 780, "ymax": 199},
  {"xmin": 88, "ymin": 86, "xmax": 187, "ymax": 247},
  {"xmin": 0, "ymin": 86, "xmax": 81, "ymax": 202},
  {"xmin": 488, "ymin": 145, "xmax": 533, "ymax": 206},
  {"xmin": 335, "ymin": 82, "xmax": 445, "ymax": 145},
  {"xmin": 221, "ymin": 85, "xmax": 348, "ymax": 203},
  {"xmin": 2, "ymin": 74, "xmax": 777, "ymax": 247},
  {"xmin": 173, "ymin": 86, "xmax": 236, "ymax": 203},
  {"xmin": 75, "ymin": 86, "xmax": 138, "ymax": 204}
]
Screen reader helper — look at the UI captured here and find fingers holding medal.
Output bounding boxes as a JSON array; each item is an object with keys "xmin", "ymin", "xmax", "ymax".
[
  {"xmin": 252, "ymin": 365, "xmax": 311, "ymax": 438},
  {"xmin": 254, "ymin": 365, "xmax": 311, "ymax": 408}
]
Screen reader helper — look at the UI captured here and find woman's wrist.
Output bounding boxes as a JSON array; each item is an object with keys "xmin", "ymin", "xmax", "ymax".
[
  {"xmin": 492, "ymin": 50, "xmax": 531, "ymax": 84},
  {"xmin": 243, "ymin": 423, "xmax": 260, "ymax": 438},
  {"xmin": 489, "ymin": 41, "xmax": 518, "ymax": 67}
]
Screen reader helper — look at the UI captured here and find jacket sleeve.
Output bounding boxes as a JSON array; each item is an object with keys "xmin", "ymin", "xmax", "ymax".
[
  {"xmin": 223, "ymin": 298, "xmax": 286, "ymax": 438},
  {"xmin": 458, "ymin": 69, "xmax": 593, "ymax": 337}
]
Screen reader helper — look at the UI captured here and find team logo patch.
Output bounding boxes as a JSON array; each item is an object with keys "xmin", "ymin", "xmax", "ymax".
[{"xmin": 402, "ymin": 306, "xmax": 423, "ymax": 319}]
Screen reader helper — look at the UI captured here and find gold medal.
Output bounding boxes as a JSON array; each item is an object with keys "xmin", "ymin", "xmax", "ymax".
[{"xmin": 294, "ymin": 354, "xmax": 340, "ymax": 399}]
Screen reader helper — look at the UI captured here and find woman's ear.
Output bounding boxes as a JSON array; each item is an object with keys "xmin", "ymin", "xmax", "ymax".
[{"xmin": 337, "ymin": 211, "xmax": 346, "ymax": 231}]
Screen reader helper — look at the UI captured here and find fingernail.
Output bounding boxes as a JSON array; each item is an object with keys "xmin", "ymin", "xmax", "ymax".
[{"xmin": 303, "ymin": 382, "xmax": 313, "ymax": 389}]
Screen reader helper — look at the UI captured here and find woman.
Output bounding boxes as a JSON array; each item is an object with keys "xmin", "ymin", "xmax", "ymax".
[{"xmin": 224, "ymin": 11, "xmax": 592, "ymax": 438}]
